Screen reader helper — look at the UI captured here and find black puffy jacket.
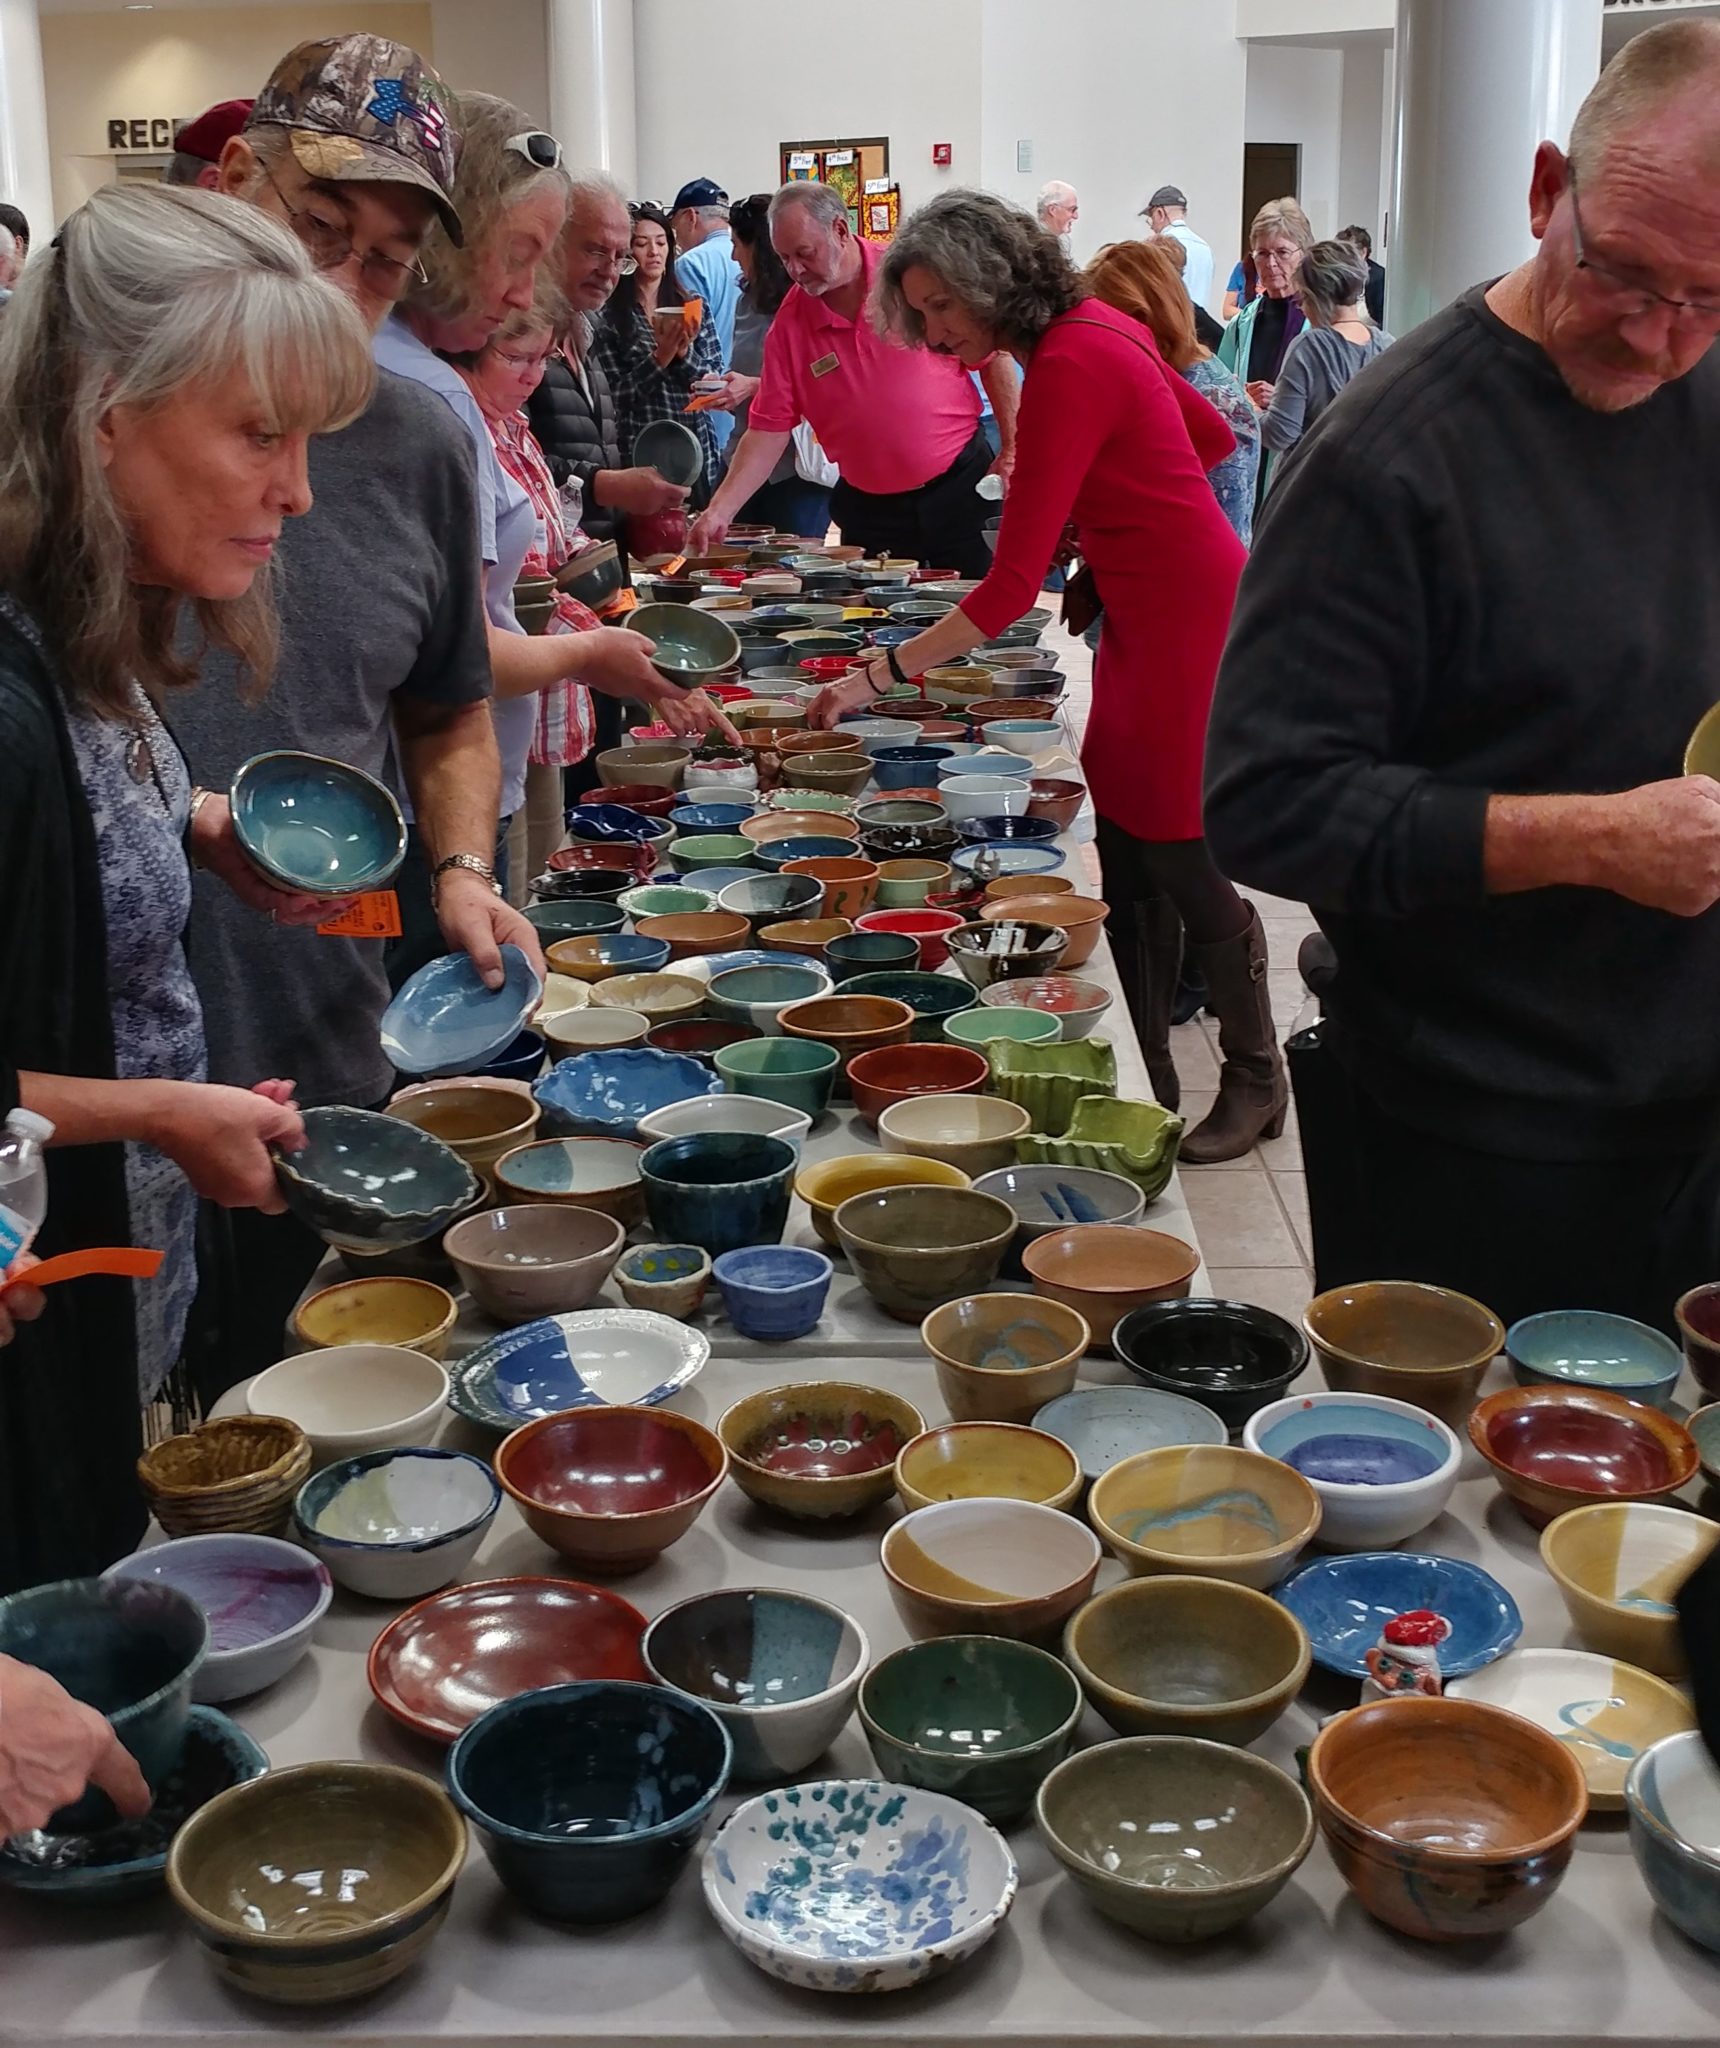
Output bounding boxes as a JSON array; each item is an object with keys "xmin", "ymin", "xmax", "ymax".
[{"xmin": 527, "ymin": 332, "xmax": 621, "ymax": 543}]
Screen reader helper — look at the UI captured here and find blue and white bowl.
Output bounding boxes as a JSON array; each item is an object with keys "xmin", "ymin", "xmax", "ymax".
[
  {"xmin": 1275, "ymin": 1550, "xmax": 1523, "ymax": 1680},
  {"xmin": 1243, "ymin": 1391, "xmax": 1462, "ymax": 1550},
  {"xmin": 448, "ymin": 1308, "xmax": 710, "ymax": 1433},
  {"xmin": 1627, "ymin": 1729, "xmax": 1720, "ymax": 1953},
  {"xmin": 670, "ymin": 801, "xmax": 760, "ymax": 833},
  {"xmin": 702, "ymin": 1779, "xmax": 1018, "ymax": 1993},
  {"xmin": 671, "ymin": 948, "xmax": 810, "ymax": 984},
  {"xmin": 293, "ymin": 1448, "xmax": 501, "ymax": 1601},
  {"xmin": 381, "ymin": 945, "xmax": 544, "ymax": 1078},
  {"xmin": 103, "ymin": 1534, "xmax": 331, "ymax": 1703},
  {"xmin": 533, "ymin": 1047, "xmax": 721, "ymax": 1139}
]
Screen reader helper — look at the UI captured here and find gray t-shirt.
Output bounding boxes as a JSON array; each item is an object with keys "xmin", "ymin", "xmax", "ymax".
[
  {"xmin": 172, "ymin": 369, "xmax": 492, "ymax": 1108},
  {"xmin": 1259, "ymin": 323, "xmax": 1394, "ymax": 453}
]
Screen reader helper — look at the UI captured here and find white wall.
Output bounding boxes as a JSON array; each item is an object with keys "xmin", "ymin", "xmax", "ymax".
[
  {"xmin": 1245, "ymin": 40, "xmax": 1344, "ymax": 240},
  {"xmin": 632, "ymin": 0, "xmax": 981, "ymax": 215},
  {"xmin": 1236, "ymin": 0, "xmax": 1393, "ymax": 37},
  {"xmin": 977, "ymin": 0, "xmax": 1248, "ymax": 291},
  {"xmin": 1336, "ymin": 41, "xmax": 1387, "ymax": 238},
  {"xmin": 429, "ymin": 0, "xmax": 548, "ymax": 128}
]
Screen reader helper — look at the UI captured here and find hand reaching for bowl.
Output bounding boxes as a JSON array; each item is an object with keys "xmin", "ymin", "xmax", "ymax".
[
  {"xmin": 808, "ymin": 661, "xmax": 886, "ymax": 731},
  {"xmin": 188, "ymin": 793, "xmax": 349, "ymax": 928},
  {"xmin": 666, "ymin": 690, "xmax": 744, "ymax": 749},
  {"xmin": 0, "ymin": 1656, "xmax": 152, "ymax": 1836},
  {"xmin": 143, "ymin": 1080, "xmax": 306, "ymax": 1213},
  {"xmin": 599, "ymin": 466, "xmax": 690, "ymax": 519}
]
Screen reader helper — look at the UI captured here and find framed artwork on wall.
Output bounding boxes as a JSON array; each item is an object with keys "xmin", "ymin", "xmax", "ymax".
[{"xmin": 777, "ymin": 136, "xmax": 891, "ymax": 231}]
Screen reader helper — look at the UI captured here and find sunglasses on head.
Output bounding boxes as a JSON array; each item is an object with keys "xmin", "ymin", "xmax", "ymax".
[{"xmin": 506, "ymin": 131, "xmax": 562, "ymax": 171}]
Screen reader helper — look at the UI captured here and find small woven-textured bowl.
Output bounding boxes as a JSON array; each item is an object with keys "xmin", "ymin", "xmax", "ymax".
[{"xmin": 138, "ymin": 1416, "xmax": 313, "ymax": 1539}]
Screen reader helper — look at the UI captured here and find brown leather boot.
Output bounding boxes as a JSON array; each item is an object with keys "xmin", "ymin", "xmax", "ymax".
[
  {"xmin": 1181, "ymin": 905, "xmax": 1288, "ymax": 1163},
  {"xmin": 1106, "ymin": 896, "xmax": 1183, "ymax": 1111}
]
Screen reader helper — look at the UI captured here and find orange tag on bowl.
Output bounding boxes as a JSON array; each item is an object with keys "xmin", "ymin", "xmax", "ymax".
[{"xmin": 317, "ymin": 891, "xmax": 402, "ymax": 939}]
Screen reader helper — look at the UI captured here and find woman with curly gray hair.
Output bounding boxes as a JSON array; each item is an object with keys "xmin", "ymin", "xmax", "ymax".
[{"xmin": 809, "ymin": 188, "xmax": 1286, "ymax": 1161}]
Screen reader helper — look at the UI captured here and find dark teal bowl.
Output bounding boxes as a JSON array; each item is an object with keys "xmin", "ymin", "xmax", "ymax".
[
  {"xmin": 446, "ymin": 1681, "xmax": 731, "ymax": 1922},
  {"xmin": 839, "ymin": 970, "xmax": 980, "ymax": 1041},
  {"xmin": 825, "ymin": 931, "xmax": 921, "ymax": 981},
  {"xmin": 639, "ymin": 1131, "xmax": 798, "ymax": 1255},
  {"xmin": 525, "ymin": 899, "xmax": 626, "ymax": 941}
]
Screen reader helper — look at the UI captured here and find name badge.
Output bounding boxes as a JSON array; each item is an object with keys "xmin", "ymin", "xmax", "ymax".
[{"xmin": 810, "ymin": 352, "xmax": 840, "ymax": 379}]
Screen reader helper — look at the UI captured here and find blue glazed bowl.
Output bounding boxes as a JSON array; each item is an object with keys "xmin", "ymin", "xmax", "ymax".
[
  {"xmin": 0, "ymin": 1706, "xmax": 267, "ymax": 1903},
  {"xmin": 1626, "ymin": 1730, "xmax": 1720, "ymax": 1954},
  {"xmin": 639, "ymin": 1132, "xmax": 799, "ymax": 1256},
  {"xmin": 712, "ymin": 1246, "xmax": 834, "ymax": 1341},
  {"xmin": 0, "ymin": 1578, "xmax": 209, "ymax": 1826},
  {"xmin": 449, "ymin": 1307, "xmax": 710, "ymax": 1432},
  {"xmin": 273, "ymin": 1106, "xmax": 480, "ymax": 1252},
  {"xmin": 824, "ymin": 931, "xmax": 921, "ymax": 981},
  {"xmin": 563, "ymin": 802, "xmax": 673, "ymax": 845},
  {"xmin": 642, "ymin": 1590, "xmax": 868, "ymax": 1783},
  {"xmin": 1275, "ymin": 1551, "xmax": 1523, "ymax": 1680},
  {"xmin": 472, "ymin": 1029, "xmax": 546, "ymax": 1085},
  {"xmin": 1506, "ymin": 1309, "xmax": 1684, "ymax": 1407},
  {"xmin": 447, "ymin": 1681, "xmax": 732, "ymax": 1922},
  {"xmin": 1243, "ymin": 1392, "xmax": 1463, "ymax": 1550},
  {"xmin": 752, "ymin": 835, "xmax": 861, "ymax": 873},
  {"xmin": 102, "ymin": 1534, "xmax": 330, "ymax": 1704},
  {"xmin": 229, "ymin": 749, "xmax": 405, "ymax": 895},
  {"xmin": 677, "ymin": 865, "xmax": 760, "ymax": 899},
  {"xmin": 838, "ymin": 970, "xmax": 980, "ymax": 1042},
  {"xmin": 380, "ymin": 945, "xmax": 543, "ymax": 1078},
  {"xmin": 532, "ymin": 1047, "xmax": 721, "ymax": 1139},
  {"xmin": 870, "ymin": 747, "xmax": 957, "ymax": 791},
  {"xmin": 956, "ymin": 814, "xmax": 1060, "ymax": 845},
  {"xmin": 670, "ymin": 802, "xmax": 759, "ymax": 834},
  {"xmin": 1033, "ymin": 1385, "xmax": 1227, "ymax": 1489},
  {"xmin": 706, "ymin": 963, "xmax": 833, "ymax": 1033},
  {"xmin": 525, "ymin": 898, "xmax": 627, "ymax": 941},
  {"xmin": 682, "ymin": 948, "xmax": 810, "ymax": 982}
]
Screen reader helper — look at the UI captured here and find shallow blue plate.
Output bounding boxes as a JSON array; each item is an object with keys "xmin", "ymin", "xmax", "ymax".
[
  {"xmin": 229, "ymin": 750, "xmax": 406, "ymax": 895},
  {"xmin": 752, "ymin": 836, "xmax": 860, "ymax": 872},
  {"xmin": 950, "ymin": 844, "xmax": 1068, "ymax": 878},
  {"xmin": 380, "ymin": 945, "xmax": 543, "ymax": 1078},
  {"xmin": 0, "ymin": 1706, "xmax": 267, "ymax": 1901},
  {"xmin": 1274, "ymin": 1551, "xmax": 1523, "ymax": 1680},
  {"xmin": 533, "ymin": 1047, "xmax": 721, "ymax": 1139},
  {"xmin": 1033, "ymin": 1385, "xmax": 1227, "ymax": 1486},
  {"xmin": 449, "ymin": 1309, "xmax": 710, "ymax": 1431}
]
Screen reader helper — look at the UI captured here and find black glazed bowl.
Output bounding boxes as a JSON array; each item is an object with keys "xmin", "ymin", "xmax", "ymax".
[{"xmin": 1112, "ymin": 1297, "xmax": 1312, "ymax": 1433}]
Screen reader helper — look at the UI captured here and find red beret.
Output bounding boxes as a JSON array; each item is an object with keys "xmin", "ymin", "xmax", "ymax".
[{"xmin": 173, "ymin": 99, "xmax": 255, "ymax": 165}]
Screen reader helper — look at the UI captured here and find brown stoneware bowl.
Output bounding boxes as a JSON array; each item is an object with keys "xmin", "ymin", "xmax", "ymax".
[
  {"xmin": 444, "ymin": 1204, "xmax": 625, "ymax": 1324},
  {"xmin": 719, "ymin": 1381, "xmax": 925, "ymax": 1519},
  {"xmin": 496, "ymin": 1407, "xmax": 728, "ymax": 1573},
  {"xmin": 633, "ymin": 910, "xmax": 750, "ymax": 961},
  {"xmin": 1021, "ymin": 1225, "xmax": 1199, "ymax": 1353},
  {"xmin": 1303, "ymin": 1280, "xmax": 1505, "ymax": 1426},
  {"xmin": 1467, "ymin": 1384, "xmax": 1698, "ymax": 1528},
  {"xmin": 833, "ymin": 1184, "xmax": 1018, "ymax": 1323},
  {"xmin": 778, "ymin": 993, "xmax": 915, "ymax": 1088},
  {"xmin": 1026, "ymin": 778, "xmax": 1086, "ymax": 831},
  {"xmin": 920, "ymin": 1292, "xmax": 1090, "ymax": 1423},
  {"xmin": 757, "ymin": 916, "xmax": 855, "ymax": 958},
  {"xmin": 881, "ymin": 1497, "xmax": 1102, "ymax": 1648},
  {"xmin": 980, "ymin": 896, "xmax": 1108, "ymax": 970}
]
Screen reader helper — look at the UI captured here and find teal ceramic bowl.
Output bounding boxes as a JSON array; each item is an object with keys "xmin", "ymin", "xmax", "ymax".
[
  {"xmin": 674, "ymin": 834, "xmax": 758, "ymax": 873},
  {"xmin": 714, "ymin": 1036, "xmax": 841, "ymax": 1118},
  {"xmin": 858, "ymin": 1635, "xmax": 1083, "ymax": 1824},
  {"xmin": 230, "ymin": 750, "xmax": 406, "ymax": 896},
  {"xmin": 944, "ymin": 1007, "xmax": 1062, "ymax": 1050},
  {"xmin": 1506, "ymin": 1310, "xmax": 1684, "ymax": 1408},
  {"xmin": 617, "ymin": 884, "xmax": 717, "ymax": 921},
  {"xmin": 840, "ymin": 970, "xmax": 979, "ymax": 1042},
  {"xmin": 526, "ymin": 899, "xmax": 626, "ymax": 941}
]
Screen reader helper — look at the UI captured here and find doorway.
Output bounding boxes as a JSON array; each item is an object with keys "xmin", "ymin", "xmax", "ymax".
[{"xmin": 1242, "ymin": 141, "xmax": 1302, "ymax": 249}]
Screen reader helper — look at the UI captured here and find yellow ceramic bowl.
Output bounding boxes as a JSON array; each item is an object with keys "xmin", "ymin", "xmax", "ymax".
[
  {"xmin": 289, "ymin": 1277, "xmax": 458, "ymax": 1360},
  {"xmin": 1539, "ymin": 1500, "xmax": 1720, "ymax": 1677},
  {"xmin": 1087, "ymin": 1444, "xmax": 1322, "ymax": 1591},
  {"xmin": 920, "ymin": 1292, "xmax": 1090, "ymax": 1425},
  {"xmin": 794, "ymin": 1153, "xmax": 970, "ymax": 1249},
  {"xmin": 895, "ymin": 1422, "xmax": 1083, "ymax": 1515},
  {"xmin": 1686, "ymin": 699, "xmax": 1720, "ymax": 778}
]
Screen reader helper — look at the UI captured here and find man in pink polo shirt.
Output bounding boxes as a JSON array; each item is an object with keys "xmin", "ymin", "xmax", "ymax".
[{"xmin": 689, "ymin": 181, "xmax": 1017, "ymax": 571}]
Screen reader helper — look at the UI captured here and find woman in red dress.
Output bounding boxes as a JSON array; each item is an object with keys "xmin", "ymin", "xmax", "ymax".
[{"xmin": 808, "ymin": 190, "xmax": 1283, "ymax": 1160}]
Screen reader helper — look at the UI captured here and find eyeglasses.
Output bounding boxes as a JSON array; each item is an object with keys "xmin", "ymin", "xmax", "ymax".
[
  {"xmin": 506, "ymin": 131, "xmax": 563, "ymax": 171},
  {"xmin": 490, "ymin": 346, "xmax": 552, "ymax": 373},
  {"xmin": 1568, "ymin": 167, "xmax": 1720, "ymax": 329},
  {"xmin": 264, "ymin": 167, "xmax": 427, "ymax": 300}
]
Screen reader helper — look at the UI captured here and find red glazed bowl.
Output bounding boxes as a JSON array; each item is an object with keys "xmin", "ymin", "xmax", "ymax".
[
  {"xmin": 800, "ymin": 656, "xmax": 865, "ymax": 681},
  {"xmin": 366, "ymin": 1576, "xmax": 648, "ymax": 1743},
  {"xmin": 496, "ymin": 1407, "xmax": 729, "ymax": 1573},
  {"xmin": 845, "ymin": 1042, "xmax": 991, "ymax": 1129},
  {"xmin": 1467, "ymin": 1384, "xmax": 1698, "ymax": 1528},
  {"xmin": 589, "ymin": 783, "xmax": 680, "ymax": 819},
  {"xmin": 855, "ymin": 907, "xmax": 970, "ymax": 971}
]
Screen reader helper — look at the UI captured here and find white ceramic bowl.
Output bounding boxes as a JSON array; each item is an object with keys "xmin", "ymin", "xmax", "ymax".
[
  {"xmin": 635, "ymin": 1094, "xmax": 814, "ymax": 1154},
  {"xmin": 702, "ymin": 1779, "xmax": 1018, "ymax": 1993},
  {"xmin": 1242, "ymin": 1390, "xmax": 1461, "ymax": 1550},
  {"xmin": 533, "ymin": 973, "xmax": 591, "ymax": 1026},
  {"xmin": 247, "ymin": 1344, "xmax": 449, "ymax": 1470},
  {"xmin": 939, "ymin": 776, "xmax": 1031, "ymax": 822},
  {"xmin": 292, "ymin": 1447, "xmax": 502, "ymax": 1600},
  {"xmin": 875, "ymin": 1093, "xmax": 1033, "ymax": 1176}
]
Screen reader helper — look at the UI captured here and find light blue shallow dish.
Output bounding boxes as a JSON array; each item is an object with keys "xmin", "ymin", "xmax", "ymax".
[
  {"xmin": 1274, "ymin": 1551, "xmax": 1523, "ymax": 1680},
  {"xmin": 950, "ymin": 844, "xmax": 1067, "ymax": 879},
  {"xmin": 1033, "ymin": 1385, "xmax": 1227, "ymax": 1487},
  {"xmin": 1505, "ymin": 1309, "xmax": 1684, "ymax": 1406},
  {"xmin": 448, "ymin": 1309, "xmax": 710, "ymax": 1432},
  {"xmin": 229, "ymin": 749, "xmax": 406, "ymax": 895},
  {"xmin": 532, "ymin": 1047, "xmax": 721, "ymax": 1139},
  {"xmin": 381, "ymin": 945, "xmax": 543, "ymax": 1078}
]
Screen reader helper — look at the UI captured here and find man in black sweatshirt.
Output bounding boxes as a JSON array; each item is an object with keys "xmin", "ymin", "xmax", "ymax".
[{"xmin": 1205, "ymin": 19, "xmax": 1720, "ymax": 1329}]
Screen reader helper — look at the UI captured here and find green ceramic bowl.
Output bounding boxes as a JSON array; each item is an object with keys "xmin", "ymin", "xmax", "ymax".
[
  {"xmin": 1017, "ymin": 1094, "xmax": 1185, "ymax": 1200},
  {"xmin": 858, "ymin": 1635, "xmax": 1082, "ymax": 1823},
  {"xmin": 627, "ymin": 601, "xmax": 741, "ymax": 683},
  {"xmin": 832, "ymin": 1183, "xmax": 1017, "ymax": 1323},
  {"xmin": 944, "ymin": 1007, "xmax": 1062, "ymax": 1050},
  {"xmin": 617, "ymin": 884, "xmax": 717, "ymax": 921},
  {"xmin": 988, "ymin": 1037, "xmax": 1119, "ymax": 1137},
  {"xmin": 526, "ymin": 899, "xmax": 626, "ymax": 941},
  {"xmin": 673, "ymin": 834, "xmax": 758, "ymax": 873},
  {"xmin": 714, "ymin": 1035, "xmax": 841, "ymax": 1118},
  {"xmin": 840, "ymin": 970, "xmax": 980, "ymax": 1043},
  {"xmin": 1035, "ymin": 1736, "xmax": 1314, "ymax": 1942}
]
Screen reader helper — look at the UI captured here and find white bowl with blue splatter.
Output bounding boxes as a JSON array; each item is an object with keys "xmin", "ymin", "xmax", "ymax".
[{"xmin": 701, "ymin": 1778, "xmax": 1017, "ymax": 1993}]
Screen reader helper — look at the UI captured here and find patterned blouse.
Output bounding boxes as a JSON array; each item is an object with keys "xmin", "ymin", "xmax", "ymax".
[
  {"xmin": 590, "ymin": 298, "xmax": 722, "ymax": 499},
  {"xmin": 486, "ymin": 408, "xmax": 600, "ymax": 771},
  {"xmin": 1185, "ymin": 355, "xmax": 1260, "ymax": 549}
]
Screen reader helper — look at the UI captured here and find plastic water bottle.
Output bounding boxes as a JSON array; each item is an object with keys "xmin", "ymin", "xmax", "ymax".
[{"xmin": 0, "ymin": 1109, "xmax": 54, "ymax": 1268}]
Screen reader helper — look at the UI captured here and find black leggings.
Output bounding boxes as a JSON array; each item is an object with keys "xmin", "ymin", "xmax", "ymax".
[{"xmin": 1095, "ymin": 817, "xmax": 1250, "ymax": 946}]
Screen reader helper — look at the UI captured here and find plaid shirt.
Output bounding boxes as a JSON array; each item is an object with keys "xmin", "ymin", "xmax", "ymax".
[
  {"xmin": 590, "ymin": 300, "xmax": 721, "ymax": 499},
  {"xmin": 487, "ymin": 408, "xmax": 599, "ymax": 770}
]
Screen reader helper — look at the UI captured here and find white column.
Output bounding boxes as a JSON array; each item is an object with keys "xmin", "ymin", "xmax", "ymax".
[
  {"xmin": 1390, "ymin": 0, "xmax": 1602, "ymax": 331},
  {"xmin": 547, "ymin": 0, "xmax": 636, "ymax": 193},
  {"xmin": 0, "ymin": 0, "xmax": 53, "ymax": 237}
]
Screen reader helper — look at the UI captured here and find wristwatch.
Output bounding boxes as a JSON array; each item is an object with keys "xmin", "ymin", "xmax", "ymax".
[{"xmin": 431, "ymin": 853, "xmax": 502, "ymax": 897}]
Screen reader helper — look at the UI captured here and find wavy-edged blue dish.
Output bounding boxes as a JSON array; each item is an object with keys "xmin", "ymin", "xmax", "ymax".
[
  {"xmin": 229, "ymin": 750, "xmax": 406, "ymax": 896},
  {"xmin": 448, "ymin": 1308, "xmax": 711, "ymax": 1432},
  {"xmin": 0, "ymin": 1706, "xmax": 267, "ymax": 1901},
  {"xmin": 380, "ymin": 945, "xmax": 543, "ymax": 1078},
  {"xmin": 273, "ymin": 1106, "xmax": 480, "ymax": 1252},
  {"xmin": 533, "ymin": 1047, "xmax": 721, "ymax": 1139},
  {"xmin": 1274, "ymin": 1551, "xmax": 1523, "ymax": 1680}
]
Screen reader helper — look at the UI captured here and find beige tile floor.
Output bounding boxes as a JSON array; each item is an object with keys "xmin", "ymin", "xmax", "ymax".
[{"xmin": 1047, "ymin": 616, "xmax": 1318, "ymax": 1312}]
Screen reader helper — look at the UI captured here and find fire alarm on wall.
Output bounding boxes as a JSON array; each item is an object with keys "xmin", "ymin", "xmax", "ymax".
[{"xmin": 932, "ymin": 142, "xmax": 952, "ymax": 167}]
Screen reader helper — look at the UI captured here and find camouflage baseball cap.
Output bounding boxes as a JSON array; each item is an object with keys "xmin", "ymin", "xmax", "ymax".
[{"xmin": 248, "ymin": 36, "xmax": 463, "ymax": 244}]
